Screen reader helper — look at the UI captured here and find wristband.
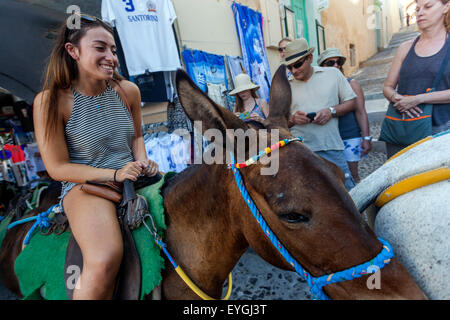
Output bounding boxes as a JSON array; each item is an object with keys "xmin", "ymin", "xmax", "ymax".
[
  {"xmin": 363, "ymin": 136, "xmax": 372, "ymax": 142},
  {"xmin": 113, "ymin": 169, "xmax": 119, "ymax": 183},
  {"xmin": 390, "ymin": 92, "xmax": 397, "ymax": 102}
]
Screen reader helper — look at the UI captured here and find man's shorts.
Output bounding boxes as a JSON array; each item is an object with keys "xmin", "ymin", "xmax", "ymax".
[
  {"xmin": 315, "ymin": 150, "xmax": 355, "ymax": 191},
  {"xmin": 343, "ymin": 137, "xmax": 363, "ymax": 162}
]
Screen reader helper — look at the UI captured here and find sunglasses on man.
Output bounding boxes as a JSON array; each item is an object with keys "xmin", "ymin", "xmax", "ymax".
[
  {"xmin": 278, "ymin": 47, "xmax": 286, "ymax": 52},
  {"xmin": 324, "ymin": 58, "xmax": 345, "ymax": 67},
  {"xmin": 286, "ymin": 55, "xmax": 310, "ymax": 71}
]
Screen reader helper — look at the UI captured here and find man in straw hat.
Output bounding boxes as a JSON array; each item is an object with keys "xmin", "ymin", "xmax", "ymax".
[{"xmin": 282, "ymin": 38, "xmax": 357, "ymax": 190}]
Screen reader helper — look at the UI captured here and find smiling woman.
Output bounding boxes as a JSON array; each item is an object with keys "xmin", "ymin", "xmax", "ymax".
[{"xmin": 32, "ymin": 13, "xmax": 159, "ymax": 300}]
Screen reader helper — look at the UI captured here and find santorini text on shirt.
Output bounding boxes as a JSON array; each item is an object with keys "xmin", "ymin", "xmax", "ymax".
[{"xmin": 127, "ymin": 14, "xmax": 159, "ymax": 22}]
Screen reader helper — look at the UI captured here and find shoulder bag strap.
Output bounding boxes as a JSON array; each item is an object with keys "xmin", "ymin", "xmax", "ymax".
[{"xmin": 431, "ymin": 35, "xmax": 450, "ymax": 90}]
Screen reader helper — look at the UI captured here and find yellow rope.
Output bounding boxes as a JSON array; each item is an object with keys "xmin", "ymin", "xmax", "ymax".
[
  {"xmin": 174, "ymin": 266, "xmax": 233, "ymax": 300},
  {"xmin": 375, "ymin": 167, "xmax": 450, "ymax": 207}
]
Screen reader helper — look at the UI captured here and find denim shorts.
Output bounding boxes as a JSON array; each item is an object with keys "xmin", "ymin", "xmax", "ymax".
[
  {"xmin": 58, "ymin": 181, "xmax": 78, "ymax": 213},
  {"xmin": 315, "ymin": 150, "xmax": 356, "ymax": 191}
]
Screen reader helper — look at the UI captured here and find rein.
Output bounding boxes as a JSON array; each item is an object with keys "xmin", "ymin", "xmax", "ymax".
[
  {"xmin": 142, "ymin": 213, "xmax": 233, "ymax": 300},
  {"xmin": 7, "ymin": 204, "xmax": 62, "ymax": 245},
  {"xmin": 229, "ymin": 137, "xmax": 395, "ymax": 300}
]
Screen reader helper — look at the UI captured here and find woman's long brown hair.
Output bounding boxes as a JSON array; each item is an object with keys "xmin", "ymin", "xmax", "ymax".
[
  {"xmin": 233, "ymin": 89, "xmax": 259, "ymax": 113},
  {"xmin": 41, "ymin": 15, "xmax": 123, "ymax": 141}
]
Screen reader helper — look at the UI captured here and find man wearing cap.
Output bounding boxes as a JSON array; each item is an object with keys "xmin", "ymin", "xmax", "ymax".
[{"xmin": 282, "ymin": 38, "xmax": 357, "ymax": 190}]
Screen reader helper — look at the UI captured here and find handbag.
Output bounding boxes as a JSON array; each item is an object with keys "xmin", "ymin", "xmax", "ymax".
[
  {"xmin": 80, "ymin": 173, "xmax": 163, "ymax": 205},
  {"xmin": 379, "ymin": 43, "xmax": 450, "ymax": 146},
  {"xmin": 80, "ymin": 181, "xmax": 123, "ymax": 203}
]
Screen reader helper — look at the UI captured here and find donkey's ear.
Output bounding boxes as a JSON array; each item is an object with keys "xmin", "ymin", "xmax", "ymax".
[
  {"xmin": 175, "ymin": 69, "xmax": 247, "ymax": 136},
  {"xmin": 267, "ymin": 65, "xmax": 292, "ymax": 128}
]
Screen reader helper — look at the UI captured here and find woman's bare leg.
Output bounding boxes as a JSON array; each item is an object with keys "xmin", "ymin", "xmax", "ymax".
[{"xmin": 63, "ymin": 185, "xmax": 123, "ymax": 300}]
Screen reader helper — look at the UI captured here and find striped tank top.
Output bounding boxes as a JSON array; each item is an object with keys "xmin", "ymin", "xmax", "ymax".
[{"xmin": 59, "ymin": 82, "xmax": 135, "ymax": 200}]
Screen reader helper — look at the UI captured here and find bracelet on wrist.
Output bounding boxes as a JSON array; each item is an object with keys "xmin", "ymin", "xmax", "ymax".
[
  {"xmin": 113, "ymin": 169, "xmax": 119, "ymax": 183},
  {"xmin": 390, "ymin": 92, "xmax": 397, "ymax": 102}
]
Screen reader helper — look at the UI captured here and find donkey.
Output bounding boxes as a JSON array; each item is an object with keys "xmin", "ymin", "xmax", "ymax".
[{"xmin": 0, "ymin": 67, "xmax": 426, "ymax": 300}]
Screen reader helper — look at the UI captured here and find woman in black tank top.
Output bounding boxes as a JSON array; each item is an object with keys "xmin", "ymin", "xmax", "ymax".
[
  {"xmin": 33, "ymin": 14, "xmax": 158, "ymax": 299},
  {"xmin": 383, "ymin": 0, "xmax": 450, "ymax": 157}
]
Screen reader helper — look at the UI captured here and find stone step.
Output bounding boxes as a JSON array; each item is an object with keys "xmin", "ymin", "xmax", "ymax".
[
  {"xmin": 387, "ymin": 32, "xmax": 420, "ymax": 49},
  {"xmin": 365, "ymin": 98, "xmax": 388, "ymax": 114},
  {"xmin": 360, "ymin": 55, "xmax": 394, "ymax": 68},
  {"xmin": 359, "ymin": 47, "xmax": 396, "ymax": 68},
  {"xmin": 358, "ymin": 30, "xmax": 419, "ymax": 68},
  {"xmin": 357, "ymin": 76, "xmax": 386, "ymax": 87},
  {"xmin": 365, "ymin": 92, "xmax": 385, "ymax": 101},
  {"xmin": 389, "ymin": 32, "xmax": 420, "ymax": 43}
]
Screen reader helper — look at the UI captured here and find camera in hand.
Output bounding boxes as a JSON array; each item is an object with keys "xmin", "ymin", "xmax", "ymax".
[{"xmin": 306, "ymin": 112, "xmax": 316, "ymax": 122}]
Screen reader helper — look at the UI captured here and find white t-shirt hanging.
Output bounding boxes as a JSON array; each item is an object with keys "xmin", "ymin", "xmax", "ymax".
[{"xmin": 102, "ymin": 0, "xmax": 181, "ymax": 76}]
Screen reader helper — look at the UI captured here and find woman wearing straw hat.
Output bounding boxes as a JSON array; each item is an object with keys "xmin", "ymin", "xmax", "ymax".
[
  {"xmin": 229, "ymin": 73, "xmax": 269, "ymax": 123},
  {"xmin": 318, "ymin": 48, "xmax": 371, "ymax": 183}
]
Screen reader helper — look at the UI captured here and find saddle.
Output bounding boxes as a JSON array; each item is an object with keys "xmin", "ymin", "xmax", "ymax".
[{"xmin": 62, "ymin": 174, "xmax": 162, "ymax": 300}]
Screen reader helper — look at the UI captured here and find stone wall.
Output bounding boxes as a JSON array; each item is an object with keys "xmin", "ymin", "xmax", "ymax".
[{"xmin": 321, "ymin": 0, "xmax": 378, "ymax": 76}]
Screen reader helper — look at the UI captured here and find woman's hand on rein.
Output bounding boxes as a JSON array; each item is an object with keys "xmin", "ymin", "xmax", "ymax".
[
  {"xmin": 137, "ymin": 159, "xmax": 159, "ymax": 177},
  {"xmin": 115, "ymin": 161, "xmax": 143, "ymax": 182}
]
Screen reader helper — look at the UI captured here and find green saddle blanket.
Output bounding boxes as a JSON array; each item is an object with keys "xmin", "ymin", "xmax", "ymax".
[{"xmin": 14, "ymin": 172, "xmax": 176, "ymax": 300}]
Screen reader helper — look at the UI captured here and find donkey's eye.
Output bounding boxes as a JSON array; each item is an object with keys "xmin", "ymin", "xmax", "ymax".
[{"xmin": 279, "ymin": 212, "xmax": 310, "ymax": 224}]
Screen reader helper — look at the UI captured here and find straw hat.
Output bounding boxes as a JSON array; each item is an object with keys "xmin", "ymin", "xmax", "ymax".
[
  {"xmin": 282, "ymin": 38, "xmax": 315, "ymax": 65},
  {"xmin": 317, "ymin": 48, "xmax": 347, "ymax": 67},
  {"xmin": 229, "ymin": 73, "xmax": 260, "ymax": 96}
]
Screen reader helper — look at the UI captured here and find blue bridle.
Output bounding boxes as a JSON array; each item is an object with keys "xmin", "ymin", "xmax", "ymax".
[{"xmin": 229, "ymin": 149, "xmax": 394, "ymax": 300}]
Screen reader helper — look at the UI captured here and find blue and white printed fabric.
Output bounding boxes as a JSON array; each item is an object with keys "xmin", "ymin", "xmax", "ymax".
[
  {"xmin": 181, "ymin": 49, "xmax": 230, "ymax": 109},
  {"xmin": 181, "ymin": 50, "xmax": 208, "ymax": 92},
  {"xmin": 226, "ymin": 55, "xmax": 245, "ymax": 85},
  {"xmin": 182, "ymin": 50, "xmax": 228, "ymax": 92},
  {"xmin": 232, "ymin": 2, "xmax": 272, "ymax": 102},
  {"xmin": 145, "ymin": 132, "xmax": 190, "ymax": 173}
]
